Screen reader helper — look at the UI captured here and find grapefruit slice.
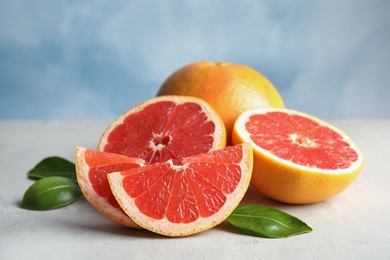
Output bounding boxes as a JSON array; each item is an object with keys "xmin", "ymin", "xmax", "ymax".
[
  {"xmin": 97, "ymin": 95, "xmax": 226, "ymax": 164},
  {"xmin": 108, "ymin": 143, "xmax": 253, "ymax": 237},
  {"xmin": 75, "ymin": 147, "xmax": 144, "ymax": 228},
  {"xmin": 232, "ymin": 108, "xmax": 364, "ymax": 204}
]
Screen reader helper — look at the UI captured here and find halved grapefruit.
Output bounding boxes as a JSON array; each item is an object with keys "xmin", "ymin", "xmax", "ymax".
[
  {"xmin": 75, "ymin": 147, "xmax": 144, "ymax": 228},
  {"xmin": 97, "ymin": 95, "xmax": 226, "ymax": 163},
  {"xmin": 232, "ymin": 108, "xmax": 364, "ymax": 204},
  {"xmin": 108, "ymin": 143, "xmax": 253, "ymax": 237}
]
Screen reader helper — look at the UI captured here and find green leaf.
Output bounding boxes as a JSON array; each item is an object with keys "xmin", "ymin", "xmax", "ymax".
[
  {"xmin": 227, "ymin": 204, "xmax": 312, "ymax": 238},
  {"xmin": 20, "ymin": 176, "xmax": 82, "ymax": 211},
  {"xmin": 27, "ymin": 156, "xmax": 76, "ymax": 180}
]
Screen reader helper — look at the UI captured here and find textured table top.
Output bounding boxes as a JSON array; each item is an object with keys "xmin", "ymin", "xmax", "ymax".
[{"xmin": 1, "ymin": 120, "xmax": 389, "ymax": 259}]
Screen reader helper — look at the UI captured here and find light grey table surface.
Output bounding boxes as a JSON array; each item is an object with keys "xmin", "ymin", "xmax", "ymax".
[{"xmin": 1, "ymin": 120, "xmax": 389, "ymax": 260}]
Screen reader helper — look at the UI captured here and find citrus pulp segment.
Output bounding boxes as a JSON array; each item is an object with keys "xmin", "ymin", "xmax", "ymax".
[
  {"xmin": 108, "ymin": 143, "xmax": 253, "ymax": 237},
  {"xmin": 232, "ymin": 108, "xmax": 364, "ymax": 204},
  {"xmin": 97, "ymin": 95, "xmax": 226, "ymax": 164},
  {"xmin": 75, "ymin": 146, "xmax": 144, "ymax": 228}
]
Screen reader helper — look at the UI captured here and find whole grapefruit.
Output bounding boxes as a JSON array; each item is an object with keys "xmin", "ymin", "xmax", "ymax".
[{"xmin": 156, "ymin": 61, "xmax": 285, "ymax": 143}]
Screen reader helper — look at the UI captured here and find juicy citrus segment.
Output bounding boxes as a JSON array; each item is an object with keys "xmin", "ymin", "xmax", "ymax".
[
  {"xmin": 75, "ymin": 146, "xmax": 144, "ymax": 228},
  {"xmin": 98, "ymin": 95, "xmax": 226, "ymax": 164},
  {"xmin": 156, "ymin": 61, "xmax": 285, "ymax": 143},
  {"xmin": 232, "ymin": 108, "xmax": 364, "ymax": 204},
  {"xmin": 108, "ymin": 143, "xmax": 253, "ymax": 237}
]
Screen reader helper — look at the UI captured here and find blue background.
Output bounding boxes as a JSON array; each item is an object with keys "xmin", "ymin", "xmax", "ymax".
[{"xmin": 1, "ymin": 0, "xmax": 389, "ymax": 120}]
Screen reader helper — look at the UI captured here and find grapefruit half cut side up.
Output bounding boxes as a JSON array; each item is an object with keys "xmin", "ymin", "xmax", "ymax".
[
  {"xmin": 75, "ymin": 147, "xmax": 144, "ymax": 228},
  {"xmin": 97, "ymin": 95, "xmax": 226, "ymax": 164},
  {"xmin": 108, "ymin": 143, "xmax": 253, "ymax": 237},
  {"xmin": 232, "ymin": 108, "xmax": 364, "ymax": 204}
]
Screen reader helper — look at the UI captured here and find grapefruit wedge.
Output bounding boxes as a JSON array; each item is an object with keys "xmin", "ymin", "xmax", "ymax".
[
  {"xmin": 233, "ymin": 108, "xmax": 364, "ymax": 204},
  {"xmin": 108, "ymin": 143, "xmax": 253, "ymax": 237},
  {"xmin": 75, "ymin": 147, "xmax": 144, "ymax": 228}
]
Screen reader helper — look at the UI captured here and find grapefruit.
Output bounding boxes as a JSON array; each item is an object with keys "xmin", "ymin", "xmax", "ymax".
[
  {"xmin": 232, "ymin": 108, "xmax": 364, "ymax": 204},
  {"xmin": 98, "ymin": 95, "xmax": 226, "ymax": 162},
  {"xmin": 108, "ymin": 143, "xmax": 253, "ymax": 237},
  {"xmin": 76, "ymin": 96, "xmax": 229, "ymax": 229},
  {"xmin": 156, "ymin": 61, "xmax": 285, "ymax": 143},
  {"xmin": 75, "ymin": 147, "xmax": 144, "ymax": 228}
]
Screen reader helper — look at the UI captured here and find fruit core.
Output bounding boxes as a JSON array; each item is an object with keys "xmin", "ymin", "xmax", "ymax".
[
  {"xmin": 290, "ymin": 133, "xmax": 316, "ymax": 148},
  {"xmin": 151, "ymin": 133, "xmax": 170, "ymax": 148}
]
